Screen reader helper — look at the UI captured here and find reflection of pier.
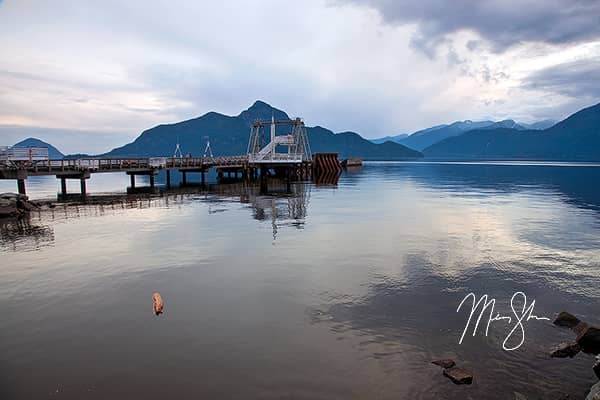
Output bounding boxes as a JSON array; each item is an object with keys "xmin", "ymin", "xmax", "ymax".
[
  {"xmin": 0, "ymin": 179, "xmax": 317, "ymax": 249},
  {"xmin": 0, "ymin": 218, "xmax": 54, "ymax": 252},
  {"xmin": 1, "ymin": 118, "xmax": 342, "ymax": 197}
]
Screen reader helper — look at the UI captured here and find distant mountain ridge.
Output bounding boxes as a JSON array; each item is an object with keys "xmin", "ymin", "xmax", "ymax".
[
  {"xmin": 13, "ymin": 137, "xmax": 64, "ymax": 159},
  {"xmin": 102, "ymin": 100, "xmax": 422, "ymax": 160},
  {"xmin": 370, "ymin": 133, "xmax": 409, "ymax": 144},
  {"xmin": 371, "ymin": 118, "xmax": 556, "ymax": 150},
  {"xmin": 423, "ymin": 103, "xmax": 600, "ymax": 161}
]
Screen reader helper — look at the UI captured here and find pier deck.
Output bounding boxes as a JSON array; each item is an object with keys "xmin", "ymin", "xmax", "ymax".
[{"xmin": 0, "ymin": 155, "xmax": 318, "ymax": 196}]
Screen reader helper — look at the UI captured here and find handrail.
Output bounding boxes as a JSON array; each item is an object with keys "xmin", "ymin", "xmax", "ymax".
[{"xmin": 1, "ymin": 155, "xmax": 252, "ymax": 171}]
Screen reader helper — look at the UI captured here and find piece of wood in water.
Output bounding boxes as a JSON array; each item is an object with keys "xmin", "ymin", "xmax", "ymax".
[{"xmin": 152, "ymin": 292, "xmax": 164, "ymax": 315}]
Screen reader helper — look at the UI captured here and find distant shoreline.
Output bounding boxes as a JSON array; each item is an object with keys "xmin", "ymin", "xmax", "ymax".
[{"xmin": 363, "ymin": 159, "xmax": 600, "ymax": 167}]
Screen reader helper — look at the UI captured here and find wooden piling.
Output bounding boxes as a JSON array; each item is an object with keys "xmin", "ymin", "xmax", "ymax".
[{"xmin": 17, "ymin": 179, "xmax": 26, "ymax": 195}]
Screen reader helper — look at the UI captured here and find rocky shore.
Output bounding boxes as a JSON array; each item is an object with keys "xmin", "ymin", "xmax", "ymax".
[
  {"xmin": 552, "ymin": 312, "xmax": 600, "ymax": 399},
  {"xmin": 0, "ymin": 193, "xmax": 39, "ymax": 218}
]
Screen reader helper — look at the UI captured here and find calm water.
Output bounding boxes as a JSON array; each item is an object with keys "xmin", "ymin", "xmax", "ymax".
[{"xmin": 1, "ymin": 162, "xmax": 600, "ymax": 399}]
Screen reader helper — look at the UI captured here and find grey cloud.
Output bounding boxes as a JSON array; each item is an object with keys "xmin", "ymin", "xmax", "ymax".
[
  {"xmin": 523, "ymin": 56, "xmax": 600, "ymax": 98},
  {"xmin": 336, "ymin": 0, "xmax": 600, "ymax": 53}
]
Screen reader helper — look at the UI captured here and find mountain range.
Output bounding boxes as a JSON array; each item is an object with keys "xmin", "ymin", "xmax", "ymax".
[
  {"xmin": 371, "ymin": 119, "xmax": 557, "ymax": 151},
  {"xmin": 9, "ymin": 101, "xmax": 600, "ymax": 162},
  {"xmin": 101, "ymin": 100, "xmax": 422, "ymax": 160},
  {"xmin": 423, "ymin": 102, "xmax": 600, "ymax": 161}
]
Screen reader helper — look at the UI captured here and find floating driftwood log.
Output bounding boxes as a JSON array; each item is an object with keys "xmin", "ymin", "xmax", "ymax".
[{"xmin": 152, "ymin": 292, "xmax": 164, "ymax": 315}]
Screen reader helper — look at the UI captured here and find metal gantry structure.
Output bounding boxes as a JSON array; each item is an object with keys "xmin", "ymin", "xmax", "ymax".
[{"xmin": 247, "ymin": 117, "xmax": 311, "ymax": 163}]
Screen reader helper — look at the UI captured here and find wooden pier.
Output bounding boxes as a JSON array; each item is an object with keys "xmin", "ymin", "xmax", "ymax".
[
  {"xmin": 1, "ymin": 118, "xmax": 344, "ymax": 196},
  {"xmin": 0, "ymin": 155, "xmax": 322, "ymax": 196}
]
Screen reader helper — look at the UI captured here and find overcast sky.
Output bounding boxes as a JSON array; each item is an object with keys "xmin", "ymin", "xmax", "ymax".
[{"xmin": 1, "ymin": 0, "xmax": 599, "ymax": 153}]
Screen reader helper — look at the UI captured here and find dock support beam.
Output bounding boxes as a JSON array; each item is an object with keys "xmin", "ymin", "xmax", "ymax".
[
  {"xmin": 149, "ymin": 174, "xmax": 155, "ymax": 188},
  {"xmin": 201, "ymin": 171, "xmax": 206, "ymax": 185},
  {"xmin": 130, "ymin": 174, "xmax": 136, "ymax": 188},
  {"xmin": 181, "ymin": 171, "xmax": 187, "ymax": 185},
  {"xmin": 17, "ymin": 179, "xmax": 26, "ymax": 195},
  {"xmin": 166, "ymin": 170, "xmax": 171, "ymax": 188},
  {"xmin": 56, "ymin": 172, "xmax": 90, "ymax": 197}
]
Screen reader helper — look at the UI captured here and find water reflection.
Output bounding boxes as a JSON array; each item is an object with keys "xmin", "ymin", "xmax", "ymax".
[
  {"xmin": 0, "ymin": 218, "xmax": 54, "ymax": 252},
  {"xmin": 310, "ymin": 252, "xmax": 599, "ymax": 399},
  {"xmin": 0, "ymin": 179, "xmax": 313, "ymax": 250},
  {"xmin": 2, "ymin": 162, "xmax": 600, "ymax": 400},
  {"xmin": 361, "ymin": 162, "xmax": 600, "ymax": 214}
]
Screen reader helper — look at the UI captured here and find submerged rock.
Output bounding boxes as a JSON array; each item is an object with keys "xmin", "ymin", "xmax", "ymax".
[
  {"xmin": 550, "ymin": 342, "xmax": 581, "ymax": 358},
  {"xmin": 554, "ymin": 312, "xmax": 581, "ymax": 328},
  {"xmin": 152, "ymin": 292, "xmax": 164, "ymax": 315},
  {"xmin": 0, "ymin": 193, "xmax": 38, "ymax": 218},
  {"xmin": 443, "ymin": 366, "xmax": 473, "ymax": 385},
  {"xmin": 431, "ymin": 359, "xmax": 456, "ymax": 369},
  {"xmin": 586, "ymin": 382, "xmax": 600, "ymax": 400},
  {"xmin": 0, "ymin": 192, "xmax": 27, "ymax": 201},
  {"xmin": 0, "ymin": 204, "xmax": 19, "ymax": 217},
  {"xmin": 573, "ymin": 322, "xmax": 590, "ymax": 336},
  {"xmin": 577, "ymin": 326, "xmax": 600, "ymax": 355},
  {"xmin": 594, "ymin": 357, "xmax": 600, "ymax": 380}
]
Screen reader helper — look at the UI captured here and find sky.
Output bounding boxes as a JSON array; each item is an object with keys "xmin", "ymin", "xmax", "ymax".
[{"xmin": 0, "ymin": 0, "xmax": 599, "ymax": 154}]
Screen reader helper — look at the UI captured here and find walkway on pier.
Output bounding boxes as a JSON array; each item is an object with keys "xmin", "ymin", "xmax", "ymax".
[{"xmin": 0, "ymin": 154, "xmax": 317, "ymax": 196}]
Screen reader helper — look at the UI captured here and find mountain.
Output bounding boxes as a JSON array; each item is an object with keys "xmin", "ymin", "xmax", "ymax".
[
  {"xmin": 423, "ymin": 103, "xmax": 600, "ymax": 161},
  {"xmin": 482, "ymin": 119, "xmax": 526, "ymax": 130},
  {"xmin": 370, "ymin": 133, "xmax": 409, "ymax": 144},
  {"xmin": 103, "ymin": 100, "xmax": 422, "ymax": 160},
  {"xmin": 13, "ymin": 137, "xmax": 64, "ymax": 159},
  {"xmin": 399, "ymin": 120, "xmax": 497, "ymax": 151},
  {"xmin": 307, "ymin": 128, "xmax": 421, "ymax": 159},
  {"xmin": 520, "ymin": 119, "xmax": 557, "ymax": 130},
  {"xmin": 374, "ymin": 119, "xmax": 548, "ymax": 150}
]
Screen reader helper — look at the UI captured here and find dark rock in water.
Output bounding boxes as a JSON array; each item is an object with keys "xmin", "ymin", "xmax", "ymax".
[
  {"xmin": 554, "ymin": 312, "xmax": 581, "ymax": 328},
  {"xmin": 17, "ymin": 199, "xmax": 37, "ymax": 211},
  {"xmin": 0, "ymin": 207, "xmax": 19, "ymax": 217},
  {"xmin": 0, "ymin": 192, "xmax": 27, "ymax": 201},
  {"xmin": 0, "ymin": 193, "xmax": 37, "ymax": 218},
  {"xmin": 432, "ymin": 359, "xmax": 456, "ymax": 369},
  {"xmin": 550, "ymin": 342, "xmax": 581, "ymax": 358},
  {"xmin": 577, "ymin": 326, "xmax": 600, "ymax": 355},
  {"xmin": 443, "ymin": 366, "xmax": 473, "ymax": 385},
  {"xmin": 573, "ymin": 322, "xmax": 590, "ymax": 336},
  {"xmin": 587, "ymin": 382, "xmax": 600, "ymax": 400}
]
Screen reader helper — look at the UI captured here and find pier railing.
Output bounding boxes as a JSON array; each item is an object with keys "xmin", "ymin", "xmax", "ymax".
[{"xmin": 0, "ymin": 155, "xmax": 253, "ymax": 173}]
